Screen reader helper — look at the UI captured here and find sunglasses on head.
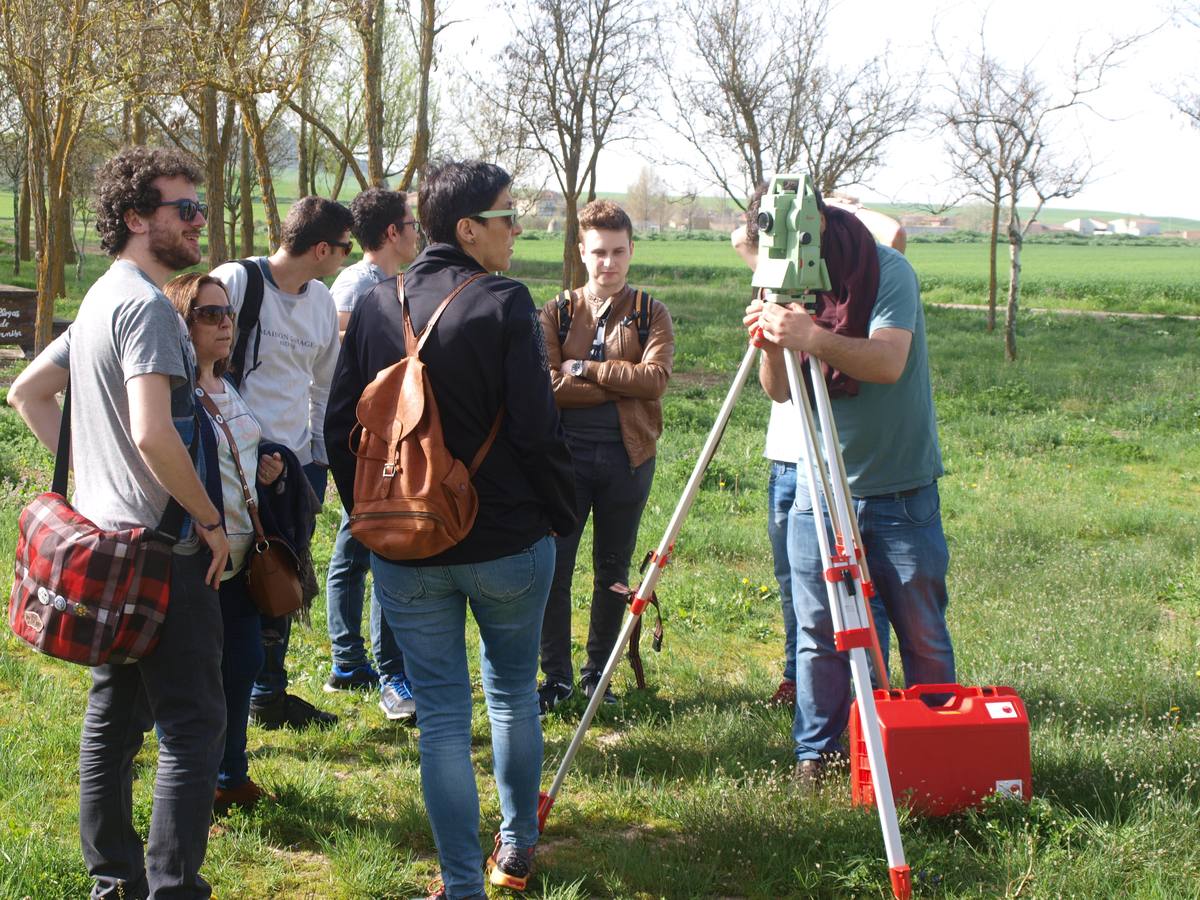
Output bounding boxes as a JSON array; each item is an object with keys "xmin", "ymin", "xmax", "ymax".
[
  {"xmin": 157, "ymin": 199, "xmax": 209, "ymax": 222},
  {"xmin": 190, "ymin": 304, "xmax": 235, "ymax": 326}
]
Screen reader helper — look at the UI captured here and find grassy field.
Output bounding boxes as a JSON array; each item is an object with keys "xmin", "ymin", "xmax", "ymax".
[{"xmin": 1, "ymin": 239, "xmax": 1199, "ymax": 898}]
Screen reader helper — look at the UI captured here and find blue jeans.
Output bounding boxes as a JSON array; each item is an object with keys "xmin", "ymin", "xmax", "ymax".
[
  {"xmin": 767, "ymin": 461, "xmax": 798, "ymax": 682},
  {"xmin": 326, "ymin": 509, "xmax": 405, "ymax": 677},
  {"xmin": 788, "ymin": 480, "xmax": 956, "ymax": 760},
  {"xmin": 218, "ymin": 570, "xmax": 264, "ymax": 789},
  {"xmin": 252, "ymin": 462, "xmax": 325, "ymax": 702},
  {"xmin": 372, "ymin": 536, "xmax": 554, "ymax": 900}
]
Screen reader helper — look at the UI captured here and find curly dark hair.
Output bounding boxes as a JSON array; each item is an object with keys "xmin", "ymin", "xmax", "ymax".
[
  {"xmin": 349, "ymin": 188, "xmax": 410, "ymax": 251},
  {"xmin": 95, "ymin": 147, "xmax": 204, "ymax": 256}
]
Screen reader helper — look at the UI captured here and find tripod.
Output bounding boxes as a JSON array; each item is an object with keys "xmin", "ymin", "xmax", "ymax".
[{"xmin": 535, "ymin": 296, "xmax": 912, "ymax": 900}]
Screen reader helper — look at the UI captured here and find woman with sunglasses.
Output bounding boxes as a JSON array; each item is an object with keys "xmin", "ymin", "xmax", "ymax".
[
  {"xmin": 325, "ymin": 161, "xmax": 576, "ymax": 899},
  {"xmin": 164, "ymin": 273, "xmax": 283, "ymax": 814}
]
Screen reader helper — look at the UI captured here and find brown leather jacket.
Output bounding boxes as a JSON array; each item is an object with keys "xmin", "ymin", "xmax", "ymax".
[{"xmin": 539, "ymin": 285, "xmax": 674, "ymax": 468}]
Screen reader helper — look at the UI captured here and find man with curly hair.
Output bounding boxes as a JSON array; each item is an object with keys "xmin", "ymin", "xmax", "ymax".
[
  {"xmin": 8, "ymin": 146, "xmax": 230, "ymax": 898},
  {"xmin": 322, "ymin": 188, "xmax": 422, "ymax": 720}
]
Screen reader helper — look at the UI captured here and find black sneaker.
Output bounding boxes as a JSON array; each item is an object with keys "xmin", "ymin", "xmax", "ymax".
[
  {"xmin": 250, "ymin": 692, "xmax": 339, "ymax": 730},
  {"xmin": 323, "ymin": 663, "xmax": 379, "ymax": 693},
  {"xmin": 579, "ymin": 672, "xmax": 617, "ymax": 705},
  {"xmin": 537, "ymin": 679, "xmax": 573, "ymax": 716},
  {"xmin": 487, "ymin": 833, "xmax": 534, "ymax": 891}
]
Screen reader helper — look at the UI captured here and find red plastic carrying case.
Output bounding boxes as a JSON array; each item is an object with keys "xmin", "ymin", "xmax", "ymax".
[{"xmin": 849, "ymin": 684, "xmax": 1031, "ymax": 816}]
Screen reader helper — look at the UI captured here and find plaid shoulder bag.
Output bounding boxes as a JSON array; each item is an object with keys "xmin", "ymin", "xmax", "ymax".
[{"xmin": 8, "ymin": 383, "xmax": 196, "ymax": 666}]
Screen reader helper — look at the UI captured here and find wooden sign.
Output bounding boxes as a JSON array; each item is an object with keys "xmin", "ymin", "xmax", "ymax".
[{"xmin": 0, "ymin": 284, "xmax": 69, "ymax": 357}]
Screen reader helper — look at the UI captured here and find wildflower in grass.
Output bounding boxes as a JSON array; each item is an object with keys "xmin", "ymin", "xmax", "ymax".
[{"xmin": 742, "ymin": 577, "xmax": 750, "ymax": 585}]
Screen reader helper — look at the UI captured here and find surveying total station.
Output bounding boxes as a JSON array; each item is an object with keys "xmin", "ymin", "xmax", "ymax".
[{"xmin": 531, "ymin": 174, "xmax": 1029, "ymax": 900}]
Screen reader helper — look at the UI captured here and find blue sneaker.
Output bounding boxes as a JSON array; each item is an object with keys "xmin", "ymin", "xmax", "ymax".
[
  {"xmin": 380, "ymin": 675, "xmax": 417, "ymax": 722},
  {"xmin": 324, "ymin": 663, "xmax": 379, "ymax": 693}
]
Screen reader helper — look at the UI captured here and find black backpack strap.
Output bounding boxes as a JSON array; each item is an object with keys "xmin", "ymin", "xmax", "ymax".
[
  {"xmin": 52, "ymin": 379, "xmax": 72, "ymax": 496},
  {"xmin": 555, "ymin": 289, "xmax": 573, "ymax": 346},
  {"xmin": 227, "ymin": 259, "xmax": 265, "ymax": 389},
  {"xmin": 636, "ymin": 289, "xmax": 651, "ymax": 348}
]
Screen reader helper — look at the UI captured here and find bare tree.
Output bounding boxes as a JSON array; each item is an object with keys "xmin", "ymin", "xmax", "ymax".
[
  {"xmin": 942, "ymin": 35, "xmax": 1135, "ymax": 360},
  {"xmin": 482, "ymin": 0, "xmax": 656, "ymax": 287},
  {"xmin": 626, "ymin": 165, "xmax": 667, "ymax": 231},
  {"xmin": 0, "ymin": 0, "xmax": 130, "ymax": 351},
  {"xmin": 934, "ymin": 42, "xmax": 1015, "ymax": 331},
  {"xmin": 663, "ymin": 0, "xmax": 918, "ymax": 207},
  {"xmin": 398, "ymin": 0, "xmax": 452, "ymax": 190}
]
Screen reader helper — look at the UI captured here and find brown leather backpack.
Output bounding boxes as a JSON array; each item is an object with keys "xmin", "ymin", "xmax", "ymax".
[{"xmin": 349, "ymin": 273, "xmax": 502, "ymax": 561}]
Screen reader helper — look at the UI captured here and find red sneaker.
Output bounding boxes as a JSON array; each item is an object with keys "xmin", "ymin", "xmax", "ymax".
[{"xmin": 769, "ymin": 679, "xmax": 797, "ymax": 707}]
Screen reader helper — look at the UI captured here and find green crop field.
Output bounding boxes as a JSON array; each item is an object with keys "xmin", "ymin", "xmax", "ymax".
[{"xmin": 1, "ymin": 237, "xmax": 1199, "ymax": 898}]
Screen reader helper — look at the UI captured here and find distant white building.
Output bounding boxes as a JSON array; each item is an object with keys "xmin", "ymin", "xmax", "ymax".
[
  {"xmin": 1063, "ymin": 217, "xmax": 1109, "ymax": 235},
  {"xmin": 1108, "ymin": 217, "xmax": 1162, "ymax": 236}
]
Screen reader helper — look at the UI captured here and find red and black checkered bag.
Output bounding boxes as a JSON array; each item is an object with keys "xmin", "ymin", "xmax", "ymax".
[
  {"xmin": 9, "ymin": 496, "xmax": 174, "ymax": 665},
  {"xmin": 7, "ymin": 383, "xmax": 194, "ymax": 666}
]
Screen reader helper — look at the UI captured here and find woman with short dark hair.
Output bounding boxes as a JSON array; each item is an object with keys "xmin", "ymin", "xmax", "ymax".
[{"xmin": 325, "ymin": 160, "xmax": 576, "ymax": 899}]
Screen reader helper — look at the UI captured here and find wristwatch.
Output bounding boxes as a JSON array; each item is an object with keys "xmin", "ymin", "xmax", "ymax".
[{"xmin": 570, "ymin": 360, "xmax": 585, "ymax": 378}]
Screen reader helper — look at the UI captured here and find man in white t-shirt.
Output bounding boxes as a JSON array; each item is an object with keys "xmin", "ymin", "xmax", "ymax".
[
  {"xmin": 211, "ymin": 196, "xmax": 353, "ymax": 730},
  {"xmin": 322, "ymin": 188, "xmax": 422, "ymax": 721}
]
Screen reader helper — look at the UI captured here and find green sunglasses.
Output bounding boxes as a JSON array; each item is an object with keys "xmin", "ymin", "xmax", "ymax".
[{"xmin": 473, "ymin": 208, "xmax": 519, "ymax": 224}]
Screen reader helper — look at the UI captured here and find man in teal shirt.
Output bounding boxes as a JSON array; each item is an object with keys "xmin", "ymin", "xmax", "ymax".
[{"xmin": 745, "ymin": 204, "xmax": 956, "ymax": 783}]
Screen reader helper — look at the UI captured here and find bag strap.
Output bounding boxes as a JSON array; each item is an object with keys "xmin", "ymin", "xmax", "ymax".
[
  {"xmin": 468, "ymin": 408, "xmax": 505, "ymax": 476},
  {"xmin": 394, "ymin": 272, "xmax": 504, "ymax": 475},
  {"xmin": 52, "ymin": 379, "xmax": 72, "ymax": 496},
  {"xmin": 227, "ymin": 259, "xmax": 265, "ymax": 389},
  {"xmin": 55, "ymin": 379, "xmax": 197, "ymax": 543},
  {"xmin": 636, "ymin": 289, "xmax": 651, "ymax": 348},
  {"xmin": 195, "ymin": 388, "xmax": 268, "ymax": 546},
  {"xmin": 397, "ymin": 271, "xmax": 489, "ymax": 356},
  {"xmin": 555, "ymin": 289, "xmax": 574, "ymax": 346}
]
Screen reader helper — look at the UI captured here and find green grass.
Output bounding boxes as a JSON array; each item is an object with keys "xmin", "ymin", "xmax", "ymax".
[{"xmin": 1, "ymin": 242, "xmax": 1199, "ymax": 897}]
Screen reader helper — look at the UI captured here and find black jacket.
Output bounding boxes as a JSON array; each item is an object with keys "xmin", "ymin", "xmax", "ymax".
[{"xmin": 325, "ymin": 242, "xmax": 577, "ymax": 565}]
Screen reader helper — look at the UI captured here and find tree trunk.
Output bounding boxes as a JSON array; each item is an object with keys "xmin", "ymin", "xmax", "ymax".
[
  {"xmin": 362, "ymin": 0, "xmax": 385, "ymax": 186},
  {"xmin": 400, "ymin": 0, "xmax": 434, "ymax": 190},
  {"xmin": 37, "ymin": 188, "xmax": 70, "ymax": 351},
  {"xmin": 987, "ymin": 177, "xmax": 1000, "ymax": 333},
  {"xmin": 331, "ymin": 158, "xmax": 348, "ymax": 201},
  {"xmin": 1005, "ymin": 217, "xmax": 1021, "ymax": 363},
  {"xmin": 296, "ymin": 0, "xmax": 311, "ymax": 198},
  {"xmin": 11, "ymin": 181, "xmax": 19, "ymax": 275},
  {"xmin": 561, "ymin": 192, "xmax": 585, "ymax": 289},
  {"xmin": 201, "ymin": 86, "xmax": 228, "ymax": 267},
  {"xmin": 18, "ymin": 166, "xmax": 32, "ymax": 263},
  {"xmin": 242, "ymin": 100, "xmax": 280, "ymax": 249},
  {"xmin": 61, "ymin": 172, "xmax": 75, "ymax": 266},
  {"xmin": 240, "ymin": 120, "xmax": 255, "ymax": 256}
]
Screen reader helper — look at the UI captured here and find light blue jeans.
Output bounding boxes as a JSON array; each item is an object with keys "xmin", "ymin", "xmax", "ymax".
[
  {"xmin": 767, "ymin": 461, "xmax": 798, "ymax": 682},
  {"xmin": 371, "ymin": 536, "xmax": 554, "ymax": 900},
  {"xmin": 326, "ymin": 509, "xmax": 405, "ymax": 677},
  {"xmin": 788, "ymin": 480, "xmax": 956, "ymax": 760}
]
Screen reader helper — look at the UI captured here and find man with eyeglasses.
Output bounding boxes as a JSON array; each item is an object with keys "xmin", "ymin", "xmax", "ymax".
[
  {"xmin": 322, "ymin": 188, "xmax": 422, "ymax": 720},
  {"xmin": 211, "ymin": 195, "xmax": 353, "ymax": 731},
  {"xmin": 8, "ymin": 146, "xmax": 229, "ymax": 898}
]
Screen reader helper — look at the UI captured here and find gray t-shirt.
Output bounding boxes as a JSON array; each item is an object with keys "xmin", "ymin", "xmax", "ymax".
[
  {"xmin": 47, "ymin": 260, "xmax": 196, "ymax": 532},
  {"xmin": 330, "ymin": 259, "xmax": 388, "ymax": 313}
]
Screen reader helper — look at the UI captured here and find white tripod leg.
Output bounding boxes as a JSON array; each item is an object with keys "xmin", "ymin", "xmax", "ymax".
[
  {"xmin": 538, "ymin": 341, "xmax": 761, "ymax": 830},
  {"xmin": 782, "ymin": 347, "xmax": 912, "ymax": 900}
]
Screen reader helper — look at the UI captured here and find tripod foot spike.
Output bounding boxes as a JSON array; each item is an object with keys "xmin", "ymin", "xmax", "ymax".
[
  {"xmin": 890, "ymin": 865, "xmax": 912, "ymax": 900},
  {"xmin": 537, "ymin": 791, "xmax": 553, "ymax": 833}
]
